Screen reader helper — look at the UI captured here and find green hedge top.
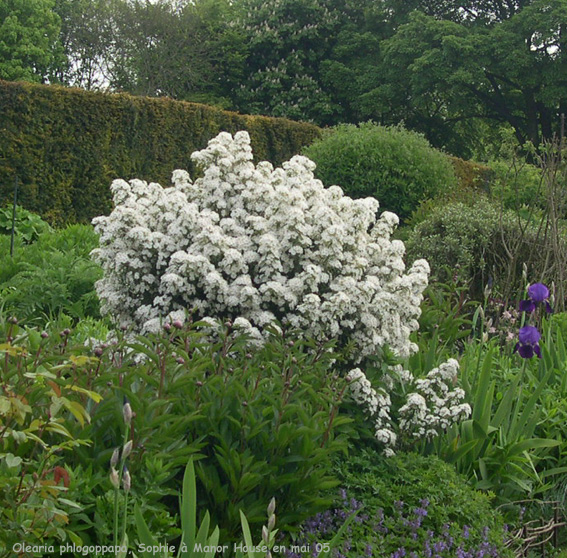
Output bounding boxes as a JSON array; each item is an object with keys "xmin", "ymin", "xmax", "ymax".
[{"xmin": 0, "ymin": 81, "xmax": 322, "ymax": 225}]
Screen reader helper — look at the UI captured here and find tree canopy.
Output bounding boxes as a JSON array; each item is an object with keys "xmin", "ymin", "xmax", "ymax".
[
  {"xmin": 0, "ymin": 0, "xmax": 63, "ymax": 82},
  {"xmin": 4, "ymin": 0, "xmax": 566, "ymax": 158}
]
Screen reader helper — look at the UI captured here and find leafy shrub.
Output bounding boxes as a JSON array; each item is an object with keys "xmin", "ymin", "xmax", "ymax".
[
  {"xmin": 0, "ymin": 318, "xmax": 99, "ymax": 552},
  {"xmin": 92, "ymin": 130, "xmax": 430, "ymax": 363},
  {"xmin": 302, "ymin": 123, "xmax": 457, "ymax": 221},
  {"xmin": 287, "ymin": 450, "xmax": 512, "ymax": 558},
  {"xmin": 485, "ymin": 159, "xmax": 543, "ymax": 211},
  {"xmin": 0, "ymin": 203, "xmax": 52, "ymax": 242},
  {"xmin": 70, "ymin": 321, "xmax": 353, "ymax": 543},
  {"xmin": 0, "ymin": 224, "xmax": 102, "ymax": 323},
  {"xmin": 0, "ymin": 313, "xmax": 355, "ymax": 549},
  {"xmin": 405, "ymin": 199, "xmax": 564, "ymax": 303}
]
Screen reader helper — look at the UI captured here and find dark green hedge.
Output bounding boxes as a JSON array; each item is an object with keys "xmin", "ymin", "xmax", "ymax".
[{"xmin": 0, "ymin": 81, "xmax": 322, "ymax": 225}]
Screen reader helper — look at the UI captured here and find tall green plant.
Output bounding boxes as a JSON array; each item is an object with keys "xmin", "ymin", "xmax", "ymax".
[{"xmin": 435, "ymin": 341, "xmax": 560, "ymax": 502}]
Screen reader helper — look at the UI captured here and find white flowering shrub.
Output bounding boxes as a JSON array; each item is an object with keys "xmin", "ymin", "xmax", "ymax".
[
  {"xmin": 92, "ymin": 131, "xmax": 430, "ymax": 362},
  {"xmin": 347, "ymin": 359, "xmax": 471, "ymax": 455}
]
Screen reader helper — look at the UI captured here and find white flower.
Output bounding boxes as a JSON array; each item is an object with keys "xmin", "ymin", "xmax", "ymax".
[{"xmin": 92, "ymin": 131, "xmax": 429, "ymax": 360}]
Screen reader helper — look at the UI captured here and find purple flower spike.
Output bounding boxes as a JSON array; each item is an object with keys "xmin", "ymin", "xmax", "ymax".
[{"xmin": 528, "ymin": 283, "xmax": 549, "ymax": 303}]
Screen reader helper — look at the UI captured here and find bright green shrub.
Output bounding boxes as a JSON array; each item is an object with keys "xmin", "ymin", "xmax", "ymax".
[
  {"xmin": 0, "ymin": 224, "xmax": 102, "ymax": 323},
  {"xmin": 485, "ymin": 159, "xmax": 543, "ymax": 210},
  {"xmin": 302, "ymin": 123, "xmax": 457, "ymax": 220},
  {"xmin": 0, "ymin": 80, "xmax": 322, "ymax": 225}
]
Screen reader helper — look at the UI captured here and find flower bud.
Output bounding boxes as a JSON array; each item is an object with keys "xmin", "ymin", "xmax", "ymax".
[
  {"xmin": 268, "ymin": 513, "xmax": 276, "ymax": 531},
  {"xmin": 123, "ymin": 400, "xmax": 133, "ymax": 426},
  {"xmin": 164, "ymin": 322, "xmax": 172, "ymax": 332},
  {"xmin": 122, "ymin": 467, "xmax": 131, "ymax": 492},
  {"xmin": 173, "ymin": 320, "xmax": 183, "ymax": 329},
  {"xmin": 267, "ymin": 497, "xmax": 276, "ymax": 516},
  {"xmin": 122, "ymin": 440, "xmax": 133, "ymax": 460},
  {"xmin": 94, "ymin": 346, "xmax": 104, "ymax": 357},
  {"xmin": 176, "ymin": 357, "xmax": 185, "ymax": 365},
  {"xmin": 40, "ymin": 331, "xmax": 49, "ymax": 339},
  {"xmin": 262, "ymin": 525, "xmax": 269, "ymax": 544},
  {"xmin": 110, "ymin": 448, "xmax": 120, "ymax": 467},
  {"xmin": 110, "ymin": 467, "xmax": 119, "ymax": 488}
]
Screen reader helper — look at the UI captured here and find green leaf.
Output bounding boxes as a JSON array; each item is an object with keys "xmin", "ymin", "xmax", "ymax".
[{"xmin": 134, "ymin": 505, "xmax": 161, "ymax": 558}]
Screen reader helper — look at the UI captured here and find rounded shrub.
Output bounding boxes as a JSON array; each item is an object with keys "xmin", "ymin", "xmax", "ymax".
[{"xmin": 302, "ymin": 123, "xmax": 457, "ymax": 221}]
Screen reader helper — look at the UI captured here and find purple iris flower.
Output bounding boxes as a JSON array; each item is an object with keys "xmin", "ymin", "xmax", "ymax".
[
  {"xmin": 519, "ymin": 283, "xmax": 552, "ymax": 313},
  {"xmin": 513, "ymin": 325, "xmax": 542, "ymax": 358}
]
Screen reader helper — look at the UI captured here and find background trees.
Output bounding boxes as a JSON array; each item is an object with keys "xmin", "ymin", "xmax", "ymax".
[
  {"xmin": 2, "ymin": 0, "xmax": 566, "ymax": 158},
  {"xmin": 0, "ymin": 0, "xmax": 64, "ymax": 82}
]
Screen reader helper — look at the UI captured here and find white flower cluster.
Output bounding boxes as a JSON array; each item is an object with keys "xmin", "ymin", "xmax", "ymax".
[
  {"xmin": 347, "ymin": 359, "xmax": 471, "ymax": 454},
  {"xmin": 92, "ymin": 131, "xmax": 429, "ymax": 361},
  {"xmin": 399, "ymin": 359, "xmax": 471, "ymax": 438},
  {"xmin": 347, "ymin": 369, "xmax": 395, "ymax": 449}
]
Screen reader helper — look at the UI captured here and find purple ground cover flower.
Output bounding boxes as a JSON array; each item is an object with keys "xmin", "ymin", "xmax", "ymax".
[
  {"xmin": 285, "ymin": 488, "xmax": 503, "ymax": 558},
  {"xmin": 513, "ymin": 325, "xmax": 542, "ymax": 359},
  {"xmin": 519, "ymin": 283, "xmax": 552, "ymax": 314}
]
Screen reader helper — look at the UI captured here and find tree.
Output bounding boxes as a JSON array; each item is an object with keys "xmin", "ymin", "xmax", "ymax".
[
  {"xmin": 0, "ymin": 0, "xmax": 64, "ymax": 82},
  {"xmin": 54, "ymin": 0, "xmax": 116, "ymax": 89},
  {"xmin": 55, "ymin": 0, "xmax": 236, "ymax": 105},
  {"xmin": 375, "ymin": 0, "xmax": 567, "ymax": 151}
]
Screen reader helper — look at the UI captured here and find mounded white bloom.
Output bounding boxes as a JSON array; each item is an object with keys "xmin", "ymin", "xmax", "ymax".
[
  {"xmin": 347, "ymin": 359, "xmax": 470, "ymax": 454},
  {"xmin": 92, "ymin": 131, "xmax": 429, "ymax": 360}
]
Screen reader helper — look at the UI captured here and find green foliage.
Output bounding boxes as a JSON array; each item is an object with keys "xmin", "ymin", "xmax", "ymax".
[
  {"xmin": 0, "ymin": 319, "xmax": 98, "ymax": 553},
  {"xmin": 405, "ymin": 198, "xmax": 564, "ymax": 302},
  {"xmin": 0, "ymin": 224, "xmax": 102, "ymax": 324},
  {"xmin": 0, "ymin": 204, "xmax": 52, "ymax": 242},
  {"xmin": 330, "ymin": 449, "xmax": 511, "ymax": 557},
  {"xmin": 0, "ymin": 0, "xmax": 64, "ymax": 82},
  {"xmin": 378, "ymin": 3, "xmax": 567, "ymax": 153},
  {"xmin": 303, "ymin": 122, "xmax": 457, "ymax": 220},
  {"xmin": 486, "ymin": 158, "xmax": 543, "ymax": 211},
  {"xmin": 428, "ymin": 314, "xmax": 567, "ymax": 505},
  {"xmin": 72, "ymin": 322, "xmax": 352, "ymax": 543},
  {"xmin": 436, "ymin": 342, "xmax": 559, "ymax": 502},
  {"xmin": 0, "ymin": 80, "xmax": 321, "ymax": 225}
]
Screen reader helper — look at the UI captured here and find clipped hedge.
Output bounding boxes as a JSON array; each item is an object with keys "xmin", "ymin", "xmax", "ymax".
[{"xmin": 0, "ymin": 80, "xmax": 322, "ymax": 225}]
